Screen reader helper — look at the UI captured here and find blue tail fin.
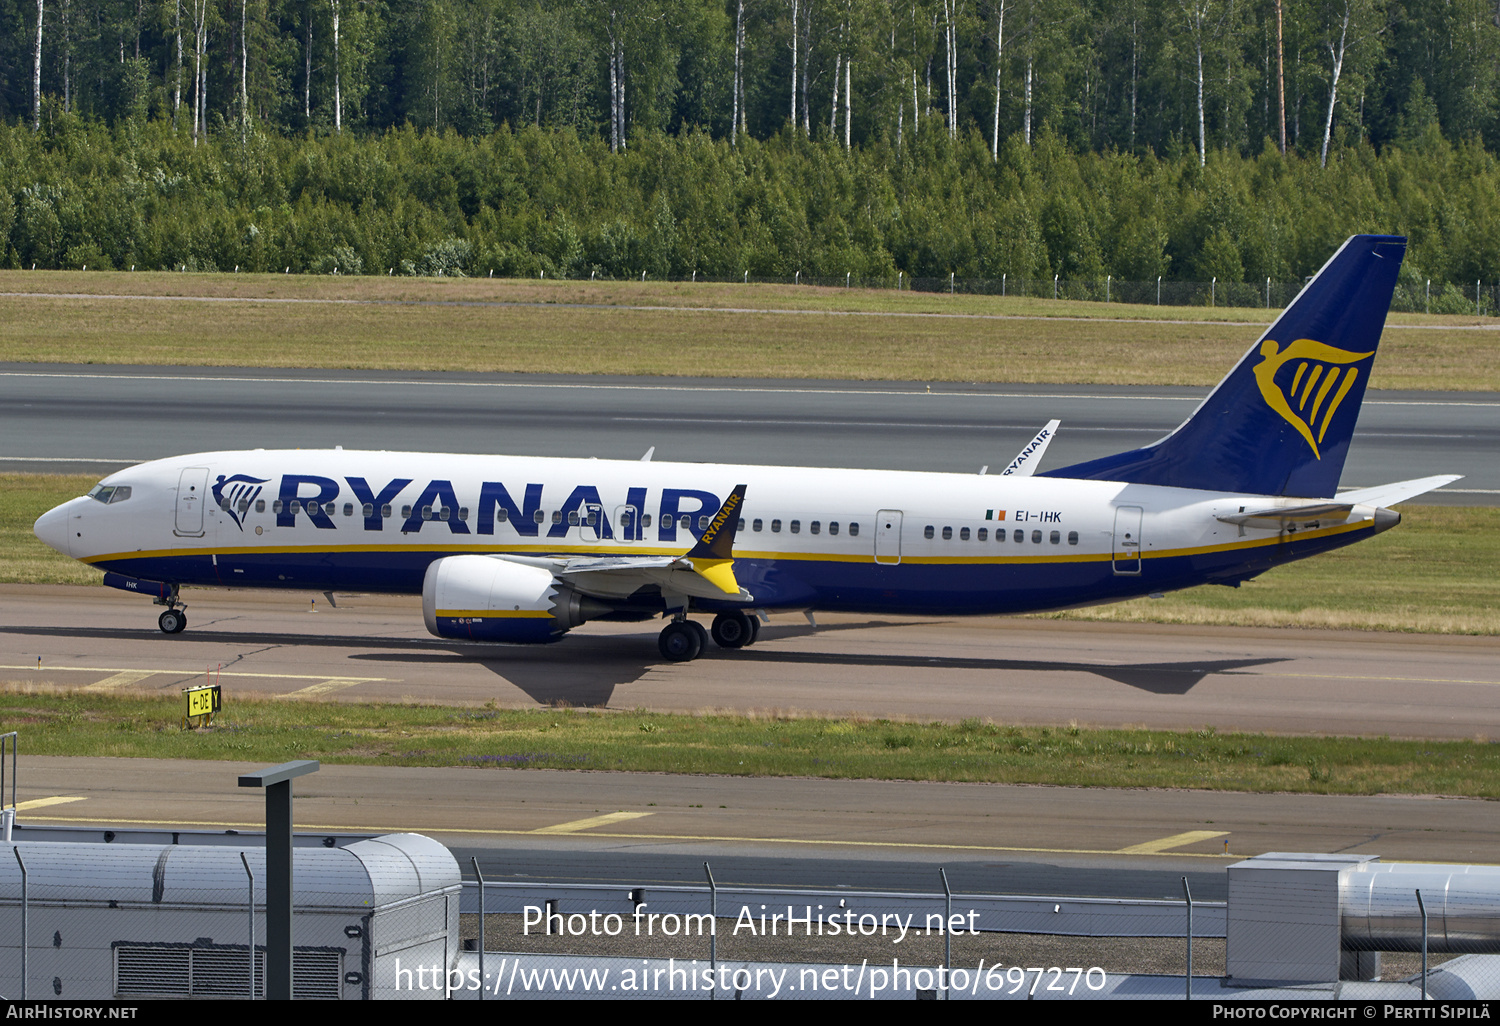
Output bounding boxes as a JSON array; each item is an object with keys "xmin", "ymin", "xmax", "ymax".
[{"xmin": 1042, "ymin": 234, "xmax": 1406, "ymax": 497}]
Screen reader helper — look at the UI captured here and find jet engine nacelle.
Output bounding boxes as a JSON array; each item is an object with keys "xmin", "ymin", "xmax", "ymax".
[{"xmin": 422, "ymin": 555, "xmax": 606, "ymax": 643}]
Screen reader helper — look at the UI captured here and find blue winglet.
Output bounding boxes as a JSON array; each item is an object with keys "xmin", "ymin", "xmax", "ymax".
[{"xmin": 1042, "ymin": 234, "xmax": 1406, "ymax": 497}]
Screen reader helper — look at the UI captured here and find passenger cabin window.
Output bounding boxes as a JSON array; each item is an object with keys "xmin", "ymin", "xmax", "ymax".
[
  {"xmin": 1031, "ymin": 530, "xmax": 1042, "ymax": 543},
  {"xmin": 828, "ymin": 522, "xmax": 839, "ymax": 536},
  {"xmin": 362, "ymin": 503, "xmax": 374, "ymax": 518},
  {"xmin": 552, "ymin": 510, "xmax": 563, "ymax": 525},
  {"xmin": 753, "ymin": 519, "xmax": 763, "ymax": 532},
  {"xmin": 344, "ymin": 503, "xmax": 354, "ymax": 517},
  {"xmin": 1013, "ymin": 529, "xmax": 1023, "ymax": 543},
  {"xmin": 698, "ymin": 515, "xmax": 710, "ymax": 530},
  {"xmin": 1050, "ymin": 530, "xmax": 1060, "ymax": 544},
  {"xmin": 585, "ymin": 510, "xmax": 596, "ymax": 526},
  {"xmin": 568, "ymin": 510, "xmax": 580, "ymax": 526},
  {"xmin": 977, "ymin": 528, "xmax": 987, "ymax": 541},
  {"xmin": 439, "ymin": 506, "xmax": 452, "ymax": 521},
  {"xmin": 924, "ymin": 525, "xmax": 935, "ymax": 539},
  {"xmin": 679, "ymin": 514, "xmax": 691, "ymax": 529},
  {"xmin": 960, "ymin": 527, "xmax": 970, "ymax": 541},
  {"xmin": 496, "ymin": 507, "xmax": 509, "ymax": 522},
  {"xmin": 421, "ymin": 505, "xmax": 434, "ymax": 520},
  {"xmin": 1068, "ymin": 531, "xmax": 1079, "ymax": 545},
  {"xmin": 848, "ymin": 522, "xmax": 859, "ymax": 537},
  {"xmin": 790, "ymin": 520, "xmax": 801, "ymax": 534},
  {"xmin": 533, "ymin": 510, "xmax": 545, "ymax": 524},
  {"xmin": 641, "ymin": 514, "xmax": 652, "ymax": 528},
  {"xmin": 401, "ymin": 505, "xmax": 411, "ymax": 519},
  {"xmin": 941, "ymin": 526, "xmax": 952, "ymax": 540},
  {"xmin": 771, "ymin": 519, "xmax": 782, "ymax": 533},
  {"xmin": 738, "ymin": 518, "xmax": 746, "ymax": 531},
  {"xmin": 290, "ymin": 500, "xmax": 303, "ymax": 515},
  {"xmin": 237, "ymin": 500, "xmax": 249, "ymax": 514},
  {"xmin": 810, "ymin": 521, "xmax": 821, "ymax": 535},
  {"xmin": 380, "ymin": 504, "xmax": 391, "ymax": 518},
  {"xmin": 255, "ymin": 499, "xmax": 265, "ymax": 513}
]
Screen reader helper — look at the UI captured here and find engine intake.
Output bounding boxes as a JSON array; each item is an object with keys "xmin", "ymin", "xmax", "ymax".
[{"xmin": 422, "ymin": 555, "xmax": 607, "ymax": 643}]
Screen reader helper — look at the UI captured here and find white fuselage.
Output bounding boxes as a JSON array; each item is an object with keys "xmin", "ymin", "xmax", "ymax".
[{"xmin": 35, "ymin": 449, "xmax": 1383, "ymax": 617}]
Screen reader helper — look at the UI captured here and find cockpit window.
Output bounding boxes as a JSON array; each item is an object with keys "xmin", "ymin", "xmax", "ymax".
[{"xmin": 86, "ymin": 484, "xmax": 132, "ymax": 504}]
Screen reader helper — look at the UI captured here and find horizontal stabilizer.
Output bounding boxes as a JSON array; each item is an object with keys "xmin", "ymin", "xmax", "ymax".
[
  {"xmin": 1335, "ymin": 475, "xmax": 1463, "ymax": 508},
  {"xmin": 1217, "ymin": 503, "xmax": 1353, "ymax": 529},
  {"xmin": 1001, "ymin": 420, "xmax": 1060, "ymax": 477}
]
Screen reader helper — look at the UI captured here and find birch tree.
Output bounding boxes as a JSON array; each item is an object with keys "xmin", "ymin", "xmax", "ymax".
[
  {"xmin": 33, "ymin": 0, "xmax": 44, "ymax": 129},
  {"xmin": 1318, "ymin": 0, "xmax": 1382, "ymax": 166},
  {"xmin": 330, "ymin": 0, "xmax": 342, "ymax": 131},
  {"xmin": 190, "ymin": 0, "xmax": 210, "ymax": 141},
  {"xmin": 991, "ymin": 0, "xmax": 1005, "ymax": 157}
]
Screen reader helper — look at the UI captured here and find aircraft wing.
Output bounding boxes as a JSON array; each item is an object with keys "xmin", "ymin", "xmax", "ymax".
[
  {"xmin": 1216, "ymin": 503, "xmax": 1355, "ymax": 529},
  {"xmin": 492, "ymin": 483, "xmax": 754, "ymax": 603},
  {"xmin": 555, "ymin": 555, "xmax": 753, "ymax": 602},
  {"xmin": 1335, "ymin": 475, "xmax": 1463, "ymax": 508}
]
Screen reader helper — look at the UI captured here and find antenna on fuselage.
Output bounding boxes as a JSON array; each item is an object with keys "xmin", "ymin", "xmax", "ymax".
[{"xmin": 641, "ymin": 447, "xmax": 655, "ymax": 462}]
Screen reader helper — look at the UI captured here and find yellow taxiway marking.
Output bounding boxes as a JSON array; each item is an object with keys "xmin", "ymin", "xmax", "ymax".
[
  {"xmin": 14, "ymin": 796, "xmax": 87, "ymax": 811},
  {"xmin": 12, "ymin": 813, "xmax": 1494, "ymax": 867},
  {"xmin": 22, "ymin": 812, "xmax": 1241, "ymax": 857},
  {"xmin": 1115, "ymin": 830, "xmax": 1229, "ymax": 855},
  {"xmin": 85, "ymin": 671, "xmax": 159, "ymax": 691},
  {"xmin": 1, "ymin": 664, "xmax": 395, "ymax": 684},
  {"xmin": 274, "ymin": 678, "xmax": 375, "ymax": 699},
  {"xmin": 1281, "ymin": 673, "xmax": 1500, "ymax": 687},
  {"xmin": 531, "ymin": 812, "xmax": 655, "ymax": 835}
]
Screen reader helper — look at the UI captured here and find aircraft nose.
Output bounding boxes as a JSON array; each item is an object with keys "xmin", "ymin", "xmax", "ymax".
[{"xmin": 33, "ymin": 500, "xmax": 76, "ymax": 558}]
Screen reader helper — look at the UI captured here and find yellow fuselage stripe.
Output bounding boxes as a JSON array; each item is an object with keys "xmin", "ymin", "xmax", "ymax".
[{"xmin": 82, "ymin": 519, "xmax": 1371, "ymax": 568}]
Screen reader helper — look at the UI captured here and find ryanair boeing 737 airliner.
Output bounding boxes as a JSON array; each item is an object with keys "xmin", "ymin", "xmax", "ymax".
[{"xmin": 32, "ymin": 235, "xmax": 1459, "ymax": 661}]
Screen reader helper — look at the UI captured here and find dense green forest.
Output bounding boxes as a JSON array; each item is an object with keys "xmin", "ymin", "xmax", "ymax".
[
  {"xmin": 2, "ymin": 0, "xmax": 1500, "ymax": 291},
  {"xmin": 5, "ymin": 0, "xmax": 1499, "ymax": 157}
]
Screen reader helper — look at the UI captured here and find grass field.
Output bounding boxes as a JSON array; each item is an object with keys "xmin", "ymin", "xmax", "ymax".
[
  {"xmin": 2, "ymin": 686, "xmax": 1497, "ymax": 795},
  {"xmin": 0, "ymin": 270, "xmax": 1494, "ymax": 389},
  {"xmin": 5, "ymin": 473, "xmax": 1497, "ymax": 633}
]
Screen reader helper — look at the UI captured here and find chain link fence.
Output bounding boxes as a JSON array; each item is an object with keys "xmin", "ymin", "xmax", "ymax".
[
  {"xmin": 542, "ymin": 269, "xmax": 1500, "ymax": 315},
  {"xmin": 0, "ymin": 838, "xmax": 1493, "ymax": 999},
  {"xmin": 443, "ymin": 870, "xmax": 1495, "ymax": 1000}
]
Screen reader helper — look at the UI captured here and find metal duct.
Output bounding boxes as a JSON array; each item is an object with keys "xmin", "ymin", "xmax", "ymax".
[{"xmin": 1341, "ymin": 863, "xmax": 1500, "ymax": 953}]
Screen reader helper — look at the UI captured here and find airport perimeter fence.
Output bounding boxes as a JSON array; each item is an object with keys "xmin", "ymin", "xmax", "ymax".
[
  {"xmin": 443, "ymin": 874, "xmax": 1488, "ymax": 1000},
  {"xmin": 0, "ymin": 846, "xmax": 1492, "ymax": 999},
  {"xmin": 554, "ymin": 269, "xmax": 1500, "ymax": 315}
]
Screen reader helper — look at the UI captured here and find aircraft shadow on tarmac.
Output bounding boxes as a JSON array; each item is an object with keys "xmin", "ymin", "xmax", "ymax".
[{"xmin": 10, "ymin": 622, "xmax": 1288, "ymax": 708}]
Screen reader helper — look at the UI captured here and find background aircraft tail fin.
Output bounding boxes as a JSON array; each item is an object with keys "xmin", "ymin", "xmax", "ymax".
[{"xmin": 1042, "ymin": 234, "xmax": 1407, "ymax": 497}]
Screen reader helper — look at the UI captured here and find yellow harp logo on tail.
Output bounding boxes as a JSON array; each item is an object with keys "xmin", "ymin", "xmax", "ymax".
[{"xmin": 1252, "ymin": 339, "xmax": 1374, "ymax": 459}]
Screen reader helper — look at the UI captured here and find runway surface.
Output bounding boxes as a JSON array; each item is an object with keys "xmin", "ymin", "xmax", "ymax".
[
  {"xmin": 12, "ymin": 756, "xmax": 1500, "ymax": 899},
  {"xmin": 4, "ymin": 584, "xmax": 1498, "ymax": 739},
  {"xmin": 0, "ymin": 364, "xmax": 1493, "ymax": 502}
]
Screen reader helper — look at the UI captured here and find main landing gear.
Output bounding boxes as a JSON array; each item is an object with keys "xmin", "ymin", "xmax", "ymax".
[
  {"xmin": 155, "ymin": 585, "xmax": 187, "ymax": 634},
  {"xmin": 657, "ymin": 610, "xmax": 760, "ymax": 662}
]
